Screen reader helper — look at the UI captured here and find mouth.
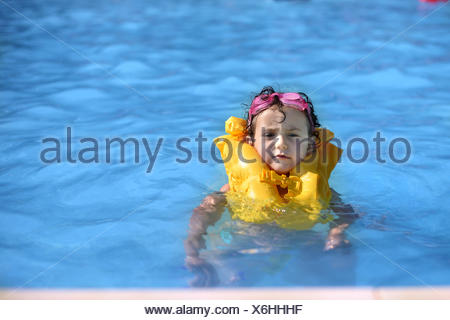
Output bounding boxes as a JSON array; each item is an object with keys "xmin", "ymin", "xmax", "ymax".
[{"xmin": 275, "ymin": 154, "xmax": 291, "ymax": 160}]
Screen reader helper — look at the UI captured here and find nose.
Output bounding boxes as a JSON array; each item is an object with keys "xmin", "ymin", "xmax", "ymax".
[{"xmin": 274, "ymin": 135, "xmax": 288, "ymax": 151}]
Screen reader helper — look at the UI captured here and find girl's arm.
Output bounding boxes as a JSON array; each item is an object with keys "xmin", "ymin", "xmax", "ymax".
[
  {"xmin": 184, "ymin": 184, "xmax": 229, "ymax": 286},
  {"xmin": 184, "ymin": 185, "xmax": 228, "ymax": 258},
  {"xmin": 324, "ymin": 188, "xmax": 359, "ymax": 251}
]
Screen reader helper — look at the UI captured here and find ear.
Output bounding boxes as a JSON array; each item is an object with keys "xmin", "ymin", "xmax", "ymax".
[
  {"xmin": 245, "ymin": 134, "xmax": 253, "ymax": 145},
  {"xmin": 305, "ymin": 135, "xmax": 316, "ymax": 155}
]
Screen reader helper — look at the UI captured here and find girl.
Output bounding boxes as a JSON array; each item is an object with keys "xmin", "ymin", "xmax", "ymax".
[{"xmin": 185, "ymin": 86, "xmax": 357, "ymax": 286}]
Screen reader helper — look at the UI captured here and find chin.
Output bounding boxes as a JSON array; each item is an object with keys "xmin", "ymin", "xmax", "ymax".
[{"xmin": 270, "ymin": 165, "xmax": 292, "ymax": 175}]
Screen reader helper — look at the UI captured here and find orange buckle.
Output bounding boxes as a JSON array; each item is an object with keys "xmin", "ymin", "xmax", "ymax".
[{"xmin": 260, "ymin": 169, "xmax": 302, "ymax": 195}]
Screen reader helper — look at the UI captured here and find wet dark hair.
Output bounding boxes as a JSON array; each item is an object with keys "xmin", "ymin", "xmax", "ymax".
[{"xmin": 245, "ymin": 86, "xmax": 321, "ymax": 141}]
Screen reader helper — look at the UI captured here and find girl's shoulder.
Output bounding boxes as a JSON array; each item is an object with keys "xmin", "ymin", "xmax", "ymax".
[{"xmin": 220, "ymin": 184, "xmax": 230, "ymax": 192}]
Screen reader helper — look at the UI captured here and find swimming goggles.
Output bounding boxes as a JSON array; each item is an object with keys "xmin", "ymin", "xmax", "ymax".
[{"xmin": 248, "ymin": 92, "xmax": 313, "ymax": 128}]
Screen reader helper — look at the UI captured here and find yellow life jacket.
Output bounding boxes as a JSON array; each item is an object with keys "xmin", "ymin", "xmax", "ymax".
[{"xmin": 213, "ymin": 116, "xmax": 343, "ymax": 230}]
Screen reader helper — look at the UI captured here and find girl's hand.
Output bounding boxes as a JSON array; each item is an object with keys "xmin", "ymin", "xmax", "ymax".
[
  {"xmin": 184, "ymin": 235, "xmax": 218, "ymax": 286},
  {"xmin": 184, "ymin": 185, "xmax": 228, "ymax": 287},
  {"xmin": 185, "ymin": 255, "xmax": 219, "ymax": 287},
  {"xmin": 324, "ymin": 224, "xmax": 351, "ymax": 251},
  {"xmin": 185, "ymin": 234, "xmax": 218, "ymax": 286}
]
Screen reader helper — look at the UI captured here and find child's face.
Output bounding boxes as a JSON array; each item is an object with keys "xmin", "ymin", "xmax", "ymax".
[{"xmin": 250, "ymin": 106, "xmax": 311, "ymax": 174}]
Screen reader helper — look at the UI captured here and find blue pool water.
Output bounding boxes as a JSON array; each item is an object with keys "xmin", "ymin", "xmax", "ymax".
[{"xmin": 1, "ymin": 0, "xmax": 449, "ymax": 288}]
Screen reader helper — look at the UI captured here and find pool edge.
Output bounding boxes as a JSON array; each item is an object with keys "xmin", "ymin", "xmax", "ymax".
[{"xmin": 1, "ymin": 287, "xmax": 449, "ymax": 300}]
